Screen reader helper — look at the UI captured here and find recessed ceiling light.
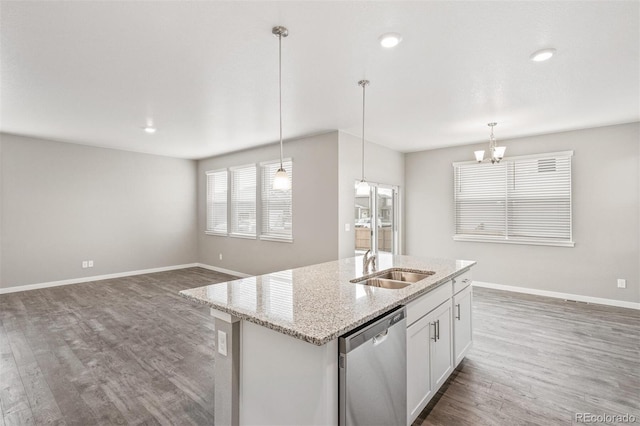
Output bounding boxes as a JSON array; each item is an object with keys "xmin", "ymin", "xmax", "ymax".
[
  {"xmin": 530, "ymin": 48, "xmax": 556, "ymax": 62},
  {"xmin": 143, "ymin": 126, "xmax": 157, "ymax": 134},
  {"xmin": 379, "ymin": 32, "xmax": 402, "ymax": 48}
]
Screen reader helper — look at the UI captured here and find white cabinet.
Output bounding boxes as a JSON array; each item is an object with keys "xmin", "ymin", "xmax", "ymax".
[
  {"xmin": 430, "ymin": 301, "xmax": 453, "ymax": 390},
  {"xmin": 407, "ymin": 313, "xmax": 433, "ymax": 422},
  {"xmin": 452, "ymin": 270, "xmax": 472, "ymax": 294},
  {"xmin": 406, "ymin": 269, "xmax": 474, "ymax": 425},
  {"xmin": 453, "ymin": 282, "xmax": 473, "ymax": 367},
  {"xmin": 406, "ymin": 299, "xmax": 453, "ymax": 424}
]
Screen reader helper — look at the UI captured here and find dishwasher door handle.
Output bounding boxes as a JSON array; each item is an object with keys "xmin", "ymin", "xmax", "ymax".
[{"xmin": 373, "ymin": 329, "xmax": 389, "ymax": 345}]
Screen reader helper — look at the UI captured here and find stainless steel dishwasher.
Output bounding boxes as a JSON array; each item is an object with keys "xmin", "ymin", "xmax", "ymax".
[{"xmin": 339, "ymin": 306, "xmax": 407, "ymax": 426}]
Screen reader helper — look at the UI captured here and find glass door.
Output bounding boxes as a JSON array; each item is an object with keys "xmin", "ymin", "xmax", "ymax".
[
  {"xmin": 355, "ymin": 183, "xmax": 398, "ymax": 256},
  {"xmin": 376, "ymin": 187, "xmax": 395, "ymax": 255},
  {"xmin": 354, "ymin": 186, "xmax": 372, "ymax": 255}
]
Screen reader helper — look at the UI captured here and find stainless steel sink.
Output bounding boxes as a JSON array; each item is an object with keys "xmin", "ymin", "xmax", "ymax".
[
  {"xmin": 361, "ymin": 278, "xmax": 412, "ymax": 289},
  {"xmin": 373, "ymin": 270, "xmax": 432, "ymax": 283},
  {"xmin": 350, "ymin": 268, "xmax": 434, "ymax": 289}
]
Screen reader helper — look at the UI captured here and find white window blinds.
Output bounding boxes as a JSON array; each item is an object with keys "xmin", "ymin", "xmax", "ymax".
[
  {"xmin": 453, "ymin": 151, "xmax": 574, "ymax": 247},
  {"xmin": 206, "ymin": 169, "xmax": 227, "ymax": 235},
  {"xmin": 261, "ymin": 159, "xmax": 293, "ymax": 241},
  {"xmin": 230, "ymin": 165, "xmax": 257, "ymax": 237}
]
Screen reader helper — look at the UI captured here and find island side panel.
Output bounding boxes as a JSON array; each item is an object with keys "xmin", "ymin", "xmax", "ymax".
[
  {"xmin": 213, "ymin": 315, "xmax": 241, "ymax": 426},
  {"xmin": 240, "ymin": 320, "xmax": 338, "ymax": 426}
]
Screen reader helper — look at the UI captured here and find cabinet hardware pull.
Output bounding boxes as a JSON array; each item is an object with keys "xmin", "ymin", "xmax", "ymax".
[
  {"xmin": 431, "ymin": 322, "xmax": 437, "ymax": 341},
  {"xmin": 436, "ymin": 319, "xmax": 440, "ymax": 341},
  {"xmin": 456, "ymin": 303, "xmax": 461, "ymax": 320}
]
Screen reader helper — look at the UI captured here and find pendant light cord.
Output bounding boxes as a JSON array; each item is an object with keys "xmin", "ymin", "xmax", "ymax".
[
  {"xmin": 278, "ymin": 33, "xmax": 284, "ymax": 170},
  {"xmin": 357, "ymin": 79, "xmax": 369, "ymax": 182},
  {"xmin": 361, "ymin": 82, "xmax": 366, "ymax": 181}
]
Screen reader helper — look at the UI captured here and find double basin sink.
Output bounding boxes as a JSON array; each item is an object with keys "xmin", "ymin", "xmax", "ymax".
[{"xmin": 350, "ymin": 268, "xmax": 435, "ymax": 289}]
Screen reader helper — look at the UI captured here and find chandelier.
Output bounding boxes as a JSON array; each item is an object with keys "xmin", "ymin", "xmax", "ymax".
[{"xmin": 474, "ymin": 122, "xmax": 506, "ymax": 163}]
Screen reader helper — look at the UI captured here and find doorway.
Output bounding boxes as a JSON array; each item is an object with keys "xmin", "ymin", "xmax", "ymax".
[{"xmin": 354, "ymin": 183, "xmax": 399, "ymax": 256}]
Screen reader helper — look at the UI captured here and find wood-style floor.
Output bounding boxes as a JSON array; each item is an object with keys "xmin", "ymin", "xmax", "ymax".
[
  {"xmin": 0, "ymin": 268, "xmax": 234, "ymax": 425},
  {"xmin": 1, "ymin": 268, "xmax": 638, "ymax": 425},
  {"xmin": 413, "ymin": 288, "xmax": 640, "ymax": 426}
]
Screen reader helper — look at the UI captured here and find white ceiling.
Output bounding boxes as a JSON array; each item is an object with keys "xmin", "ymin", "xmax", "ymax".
[{"xmin": 2, "ymin": 1, "xmax": 638, "ymax": 159}]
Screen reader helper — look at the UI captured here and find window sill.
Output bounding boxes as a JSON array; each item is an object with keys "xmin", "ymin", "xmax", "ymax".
[
  {"xmin": 229, "ymin": 233, "xmax": 257, "ymax": 240},
  {"xmin": 453, "ymin": 235, "xmax": 575, "ymax": 248},
  {"xmin": 259, "ymin": 235, "xmax": 293, "ymax": 243},
  {"xmin": 205, "ymin": 231, "xmax": 228, "ymax": 237}
]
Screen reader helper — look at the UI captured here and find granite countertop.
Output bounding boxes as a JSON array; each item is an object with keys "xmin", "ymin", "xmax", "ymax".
[{"xmin": 179, "ymin": 254, "xmax": 475, "ymax": 346}]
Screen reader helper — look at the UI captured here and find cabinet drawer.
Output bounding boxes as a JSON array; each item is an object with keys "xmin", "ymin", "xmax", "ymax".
[
  {"xmin": 406, "ymin": 281, "xmax": 452, "ymax": 327},
  {"xmin": 453, "ymin": 270, "xmax": 472, "ymax": 295}
]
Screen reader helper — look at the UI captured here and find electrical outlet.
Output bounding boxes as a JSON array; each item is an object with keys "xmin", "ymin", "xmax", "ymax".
[
  {"xmin": 82, "ymin": 261, "xmax": 88, "ymax": 268},
  {"xmin": 219, "ymin": 253, "xmax": 223, "ymax": 260},
  {"xmin": 88, "ymin": 260, "xmax": 94, "ymax": 268},
  {"xmin": 217, "ymin": 330, "xmax": 227, "ymax": 356},
  {"xmin": 617, "ymin": 279, "xmax": 626, "ymax": 289}
]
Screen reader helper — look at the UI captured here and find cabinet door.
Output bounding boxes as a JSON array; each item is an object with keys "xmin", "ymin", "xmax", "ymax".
[
  {"xmin": 406, "ymin": 314, "xmax": 432, "ymax": 424},
  {"xmin": 454, "ymin": 285, "xmax": 473, "ymax": 366},
  {"xmin": 430, "ymin": 302, "xmax": 453, "ymax": 391}
]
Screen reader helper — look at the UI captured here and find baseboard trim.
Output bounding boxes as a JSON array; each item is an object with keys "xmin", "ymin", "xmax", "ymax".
[
  {"xmin": 196, "ymin": 263, "xmax": 251, "ymax": 278},
  {"xmin": 0, "ymin": 263, "xmax": 200, "ymax": 295},
  {"xmin": 473, "ymin": 281, "xmax": 640, "ymax": 310}
]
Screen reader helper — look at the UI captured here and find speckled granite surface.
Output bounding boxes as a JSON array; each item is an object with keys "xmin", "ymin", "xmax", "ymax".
[{"xmin": 180, "ymin": 254, "xmax": 475, "ymax": 346}]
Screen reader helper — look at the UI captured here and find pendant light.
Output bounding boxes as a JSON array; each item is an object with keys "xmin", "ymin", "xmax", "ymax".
[
  {"xmin": 272, "ymin": 26, "xmax": 291, "ymax": 190},
  {"xmin": 356, "ymin": 80, "xmax": 370, "ymax": 196},
  {"xmin": 474, "ymin": 122, "xmax": 506, "ymax": 164}
]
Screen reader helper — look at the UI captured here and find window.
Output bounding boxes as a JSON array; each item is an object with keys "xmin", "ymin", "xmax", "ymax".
[
  {"xmin": 230, "ymin": 164, "xmax": 257, "ymax": 237},
  {"xmin": 453, "ymin": 151, "xmax": 573, "ymax": 247},
  {"xmin": 206, "ymin": 169, "xmax": 228, "ymax": 235},
  {"xmin": 261, "ymin": 159, "xmax": 293, "ymax": 241},
  {"xmin": 206, "ymin": 159, "xmax": 294, "ymax": 242}
]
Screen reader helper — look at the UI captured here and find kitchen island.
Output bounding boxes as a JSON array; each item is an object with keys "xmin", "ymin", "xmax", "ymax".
[{"xmin": 180, "ymin": 254, "xmax": 475, "ymax": 426}]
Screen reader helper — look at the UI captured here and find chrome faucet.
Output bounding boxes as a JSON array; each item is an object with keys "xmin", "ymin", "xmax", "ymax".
[{"xmin": 363, "ymin": 249, "xmax": 377, "ymax": 274}]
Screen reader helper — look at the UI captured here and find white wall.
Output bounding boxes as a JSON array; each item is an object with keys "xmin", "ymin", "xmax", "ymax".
[
  {"xmin": 7, "ymin": 123, "xmax": 634, "ymax": 305},
  {"xmin": 338, "ymin": 131, "xmax": 405, "ymax": 259},
  {"xmin": 197, "ymin": 132, "xmax": 339, "ymax": 275},
  {"xmin": 405, "ymin": 122, "xmax": 639, "ymax": 303},
  {"xmin": 0, "ymin": 133, "xmax": 198, "ymax": 289}
]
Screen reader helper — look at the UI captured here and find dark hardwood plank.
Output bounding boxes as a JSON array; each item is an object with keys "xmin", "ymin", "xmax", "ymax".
[
  {"xmin": 33, "ymin": 351, "xmax": 98, "ymax": 426},
  {"xmin": 16, "ymin": 361, "xmax": 63, "ymax": 425},
  {"xmin": 0, "ymin": 324, "xmax": 32, "ymax": 420},
  {"xmin": 2, "ymin": 408, "xmax": 33, "ymax": 426}
]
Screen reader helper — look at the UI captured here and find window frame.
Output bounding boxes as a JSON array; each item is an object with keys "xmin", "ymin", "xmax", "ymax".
[
  {"xmin": 205, "ymin": 168, "xmax": 229, "ymax": 236},
  {"xmin": 229, "ymin": 163, "xmax": 258, "ymax": 239},
  {"xmin": 452, "ymin": 151, "xmax": 574, "ymax": 247}
]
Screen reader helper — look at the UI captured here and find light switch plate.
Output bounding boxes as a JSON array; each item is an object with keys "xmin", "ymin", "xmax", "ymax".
[
  {"xmin": 88, "ymin": 260, "xmax": 94, "ymax": 268},
  {"xmin": 345, "ymin": 223, "xmax": 350, "ymax": 232},
  {"xmin": 217, "ymin": 330, "xmax": 227, "ymax": 356},
  {"xmin": 617, "ymin": 279, "xmax": 626, "ymax": 289}
]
